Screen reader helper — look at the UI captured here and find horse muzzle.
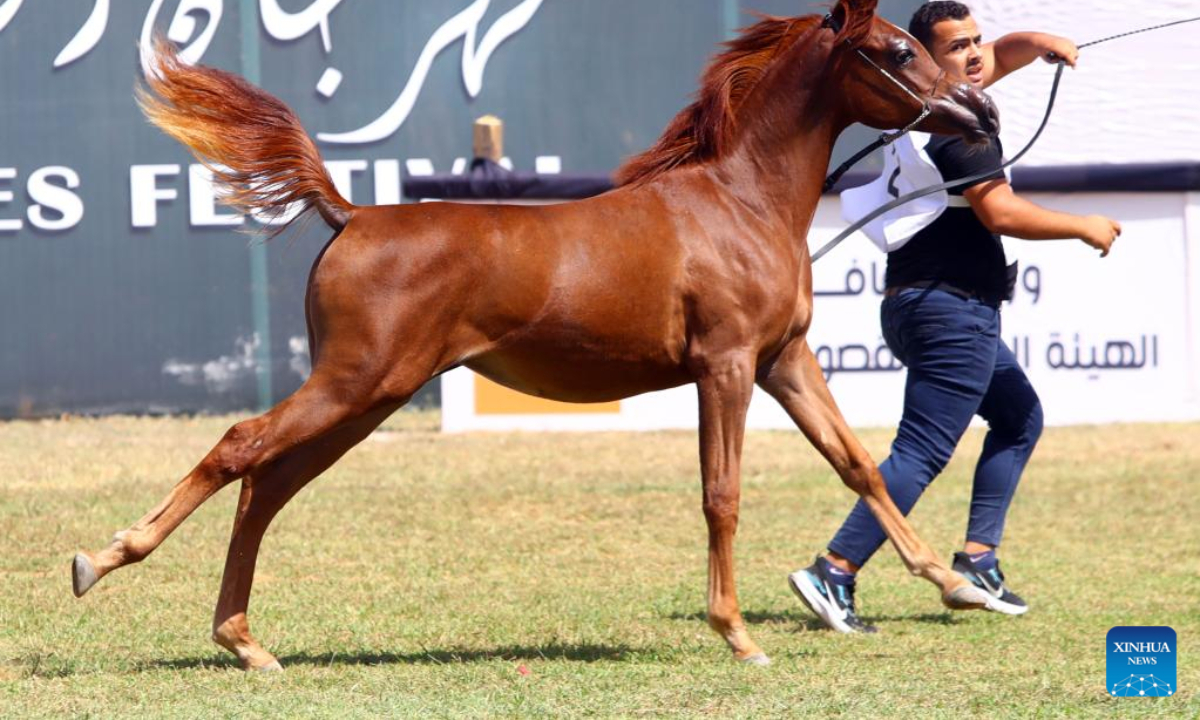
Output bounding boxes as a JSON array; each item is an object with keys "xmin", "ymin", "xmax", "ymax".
[
  {"xmin": 956, "ymin": 82, "xmax": 1000, "ymax": 140},
  {"xmin": 932, "ymin": 81, "xmax": 1000, "ymax": 143}
]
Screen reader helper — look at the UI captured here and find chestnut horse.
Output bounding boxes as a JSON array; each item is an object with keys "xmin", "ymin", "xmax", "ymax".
[{"xmin": 73, "ymin": 0, "xmax": 997, "ymax": 669}]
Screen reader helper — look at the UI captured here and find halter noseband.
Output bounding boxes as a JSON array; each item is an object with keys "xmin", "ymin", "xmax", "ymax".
[{"xmin": 812, "ymin": 13, "xmax": 1200, "ymax": 263}]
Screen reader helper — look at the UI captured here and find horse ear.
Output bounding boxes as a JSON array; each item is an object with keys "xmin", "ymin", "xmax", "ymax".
[{"xmin": 830, "ymin": 0, "xmax": 879, "ymax": 48}]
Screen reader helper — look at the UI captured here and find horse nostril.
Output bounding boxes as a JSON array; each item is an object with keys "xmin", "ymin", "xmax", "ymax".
[
  {"xmin": 983, "ymin": 95, "xmax": 1001, "ymax": 135},
  {"xmin": 959, "ymin": 84, "xmax": 1000, "ymax": 136}
]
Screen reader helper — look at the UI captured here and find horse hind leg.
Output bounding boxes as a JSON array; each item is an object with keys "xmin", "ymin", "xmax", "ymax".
[
  {"xmin": 71, "ymin": 371, "xmax": 386, "ymax": 598},
  {"xmin": 756, "ymin": 340, "xmax": 989, "ymax": 610},
  {"xmin": 209, "ymin": 402, "xmax": 399, "ymax": 671}
]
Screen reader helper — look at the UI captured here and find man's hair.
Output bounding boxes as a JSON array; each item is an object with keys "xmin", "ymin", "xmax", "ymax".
[{"xmin": 908, "ymin": 1, "xmax": 972, "ymax": 48}]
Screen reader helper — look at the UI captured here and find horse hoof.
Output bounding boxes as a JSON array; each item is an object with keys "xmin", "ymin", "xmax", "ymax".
[
  {"xmin": 72, "ymin": 553, "xmax": 99, "ymax": 597},
  {"xmin": 740, "ymin": 653, "xmax": 771, "ymax": 666},
  {"xmin": 943, "ymin": 584, "xmax": 989, "ymax": 610},
  {"xmin": 252, "ymin": 660, "xmax": 284, "ymax": 673}
]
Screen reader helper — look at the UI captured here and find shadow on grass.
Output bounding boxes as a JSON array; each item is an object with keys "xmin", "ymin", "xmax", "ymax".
[
  {"xmin": 666, "ymin": 610, "xmax": 804, "ymax": 625},
  {"xmin": 861, "ymin": 612, "xmax": 960, "ymax": 626},
  {"xmin": 667, "ymin": 609, "xmax": 959, "ymax": 631},
  {"xmin": 147, "ymin": 642, "xmax": 641, "ymax": 672}
]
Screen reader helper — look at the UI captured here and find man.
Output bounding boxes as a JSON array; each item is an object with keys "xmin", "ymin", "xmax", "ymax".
[{"xmin": 790, "ymin": 1, "xmax": 1122, "ymax": 633}]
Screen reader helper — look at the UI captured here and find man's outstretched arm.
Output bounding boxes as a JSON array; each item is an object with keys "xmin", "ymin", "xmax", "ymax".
[
  {"xmin": 964, "ymin": 179, "xmax": 1121, "ymax": 256},
  {"xmin": 982, "ymin": 32, "xmax": 1079, "ymax": 88}
]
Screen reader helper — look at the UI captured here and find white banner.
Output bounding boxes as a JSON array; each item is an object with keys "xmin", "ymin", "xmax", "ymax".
[
  {"xmin": 442, "ymin": 192, "xmax": 1200, "ymax": 432},
  {"xmin": 967, "ymin": 0, "xmax": 1200, "ymax": 166}
]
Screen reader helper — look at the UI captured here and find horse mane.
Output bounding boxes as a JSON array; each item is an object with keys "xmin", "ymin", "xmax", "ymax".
[
  {"xmin": 615, "ymin": 15, "xmax": 819, "ymax": 187},
  {"xmin": 616, "ymin": 4, "xmax": 876, "ymax": 188}
]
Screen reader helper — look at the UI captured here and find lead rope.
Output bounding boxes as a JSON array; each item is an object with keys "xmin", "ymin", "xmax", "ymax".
[
  {"xmin": 811, "ymin": 15, "xmax": 1200, "ymax": 264},
  {"xmin": 1077, "ymin": 15, "xmax": 1200, "ymax": 50}
]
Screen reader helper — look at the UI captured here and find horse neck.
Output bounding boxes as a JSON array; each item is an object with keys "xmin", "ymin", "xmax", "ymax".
[{"xmin": 710, "ymin": 31, "xmax": 850, "ymax": 235}]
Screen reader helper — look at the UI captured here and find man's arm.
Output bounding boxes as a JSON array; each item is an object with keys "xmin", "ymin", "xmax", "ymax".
[
  {"xmin": 981, "ymin": 32, "xmax": 1079, "ymax": 88},
  {"xmin": 964, "ymin": 179, "xmax": 1121, "ymax": 256}
]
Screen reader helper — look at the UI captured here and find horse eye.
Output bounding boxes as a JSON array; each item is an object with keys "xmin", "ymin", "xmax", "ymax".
[{"xmin": 896, "ymin": 49, "xmax": 916, "ymax": 67}]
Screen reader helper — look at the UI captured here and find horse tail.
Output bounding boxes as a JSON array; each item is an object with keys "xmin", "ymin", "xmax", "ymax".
[{"xmin": 137, "ymin": 38, "xmax": 352, "ymax": 234}]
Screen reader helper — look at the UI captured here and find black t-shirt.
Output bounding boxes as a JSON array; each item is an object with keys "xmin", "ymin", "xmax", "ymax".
[{"xmin": 885, "ymin": 134, "xmax": 1009, "ymax": 303}]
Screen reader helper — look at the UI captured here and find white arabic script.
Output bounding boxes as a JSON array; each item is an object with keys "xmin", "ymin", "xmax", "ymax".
[
  {"xmin": 259, "ymin": 0, "xmax": 342, "ymax": 51},
  {"xmin": 139, "ymin": 0, "xmax": 224, "ymax": 76},
  {"xmin": 316, "ymin": 0, "xmax": 544, "ymax": 144},
  {"xmin": 258, "ymin": 0, "xmax": 345, "ymax": 97},
  {"xmin": 55, "ymin": 0, "xmax": 108, "ymax": 68},
  {"xmin": 1, "ymin": 0, "xmax": 110, "ymax": 69},
  {"xmin": 0, "ymin": 0, "xmax": 24, "ymax": 35},
  {"xmin": 1, "ymin": 0, "xmax": 545, "ymax": 146}
]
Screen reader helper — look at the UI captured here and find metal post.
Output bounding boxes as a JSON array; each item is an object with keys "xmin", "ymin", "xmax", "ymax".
[{"xmin": 240, "ymin": 0, "xmax": 273, "ymax": 411}]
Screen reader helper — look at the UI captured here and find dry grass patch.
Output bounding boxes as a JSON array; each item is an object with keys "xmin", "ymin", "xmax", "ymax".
[{"xmin": 1, "ymin": 412, "xmax": 1197, "ymax": 718}]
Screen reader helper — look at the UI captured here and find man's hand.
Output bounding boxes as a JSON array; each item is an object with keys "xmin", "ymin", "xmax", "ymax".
[
  {"xmin": 1038, "ymin": 35, "xmax": 1079, "ymax": 67},
  {"xmin": 1080, "ymin": 215, "xmax": 1121, "ymax": 257}
]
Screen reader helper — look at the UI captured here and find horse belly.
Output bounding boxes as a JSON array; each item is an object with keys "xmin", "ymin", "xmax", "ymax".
[{"xmin": 465, "ymin": 333, "xmax": 691, "ymax": 404}]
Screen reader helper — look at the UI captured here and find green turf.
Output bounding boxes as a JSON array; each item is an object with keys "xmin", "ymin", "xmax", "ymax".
[{"xmin": 1, "ymin": 412, "xmax": 1196, "ymax": 718}]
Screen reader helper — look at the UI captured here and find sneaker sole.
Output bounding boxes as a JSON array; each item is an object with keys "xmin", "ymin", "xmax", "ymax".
[
  {"xmin": 983, "ymin": 594, "xmax": 1029, "ymax": 615},
  {"xmin": 787, "ymin": 571, "xmax": 857, "ymax": 634}
]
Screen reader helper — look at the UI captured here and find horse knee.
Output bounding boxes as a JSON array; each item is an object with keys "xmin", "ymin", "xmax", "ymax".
[
  {"xmin": 702, "ymin": 495, "xmax": 740, "ymax": 532},
  {"xmin": 838, "ymin": 458, "xmax": 879, "ymax": 497},
  {"xmin": 205, "ymin": 419, "xmax": 270, "ymax": 481}
]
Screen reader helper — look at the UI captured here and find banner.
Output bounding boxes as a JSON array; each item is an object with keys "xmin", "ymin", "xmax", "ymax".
[{"xmin": 442, "ymin": 192, "xmax": 1200, "ymax": 431}]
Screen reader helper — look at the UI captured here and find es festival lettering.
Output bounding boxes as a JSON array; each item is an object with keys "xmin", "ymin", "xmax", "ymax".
[{"xmin": 0, "ymin": 0, "xmax": 546, "ymax": 233}]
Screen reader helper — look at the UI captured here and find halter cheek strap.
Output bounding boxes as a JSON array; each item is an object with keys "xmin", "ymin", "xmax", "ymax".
[
  {"xmin": 812, "ymin": 62, "xmax": 1067, "ymax": 263},
  {"xmin": 812, "ymin": 13, "xmax": 1200, "ymax": 263},
  {"xmin": 820, "ymin": 14, "xmax": 936, "ymax": 193}
]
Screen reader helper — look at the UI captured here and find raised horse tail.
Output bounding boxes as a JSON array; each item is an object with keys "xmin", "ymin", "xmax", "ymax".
[{"xmin": 137, "ymin": 39, "xmax": 352, "ymax": 234}]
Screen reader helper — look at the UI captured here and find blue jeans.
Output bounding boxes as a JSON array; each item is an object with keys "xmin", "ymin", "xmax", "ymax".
[{"xmin": 827, "ymin": 288, "xmax": 1044, "ymax": 568}]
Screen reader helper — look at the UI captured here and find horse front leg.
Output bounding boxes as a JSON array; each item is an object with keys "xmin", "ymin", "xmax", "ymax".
[
  {"xmin": 694, "ymin": 354, "xmax": 769, "ymax": 665},
  {"xmin": 757, "ymin": 339, "xmax": 988, "ymax": 610}
]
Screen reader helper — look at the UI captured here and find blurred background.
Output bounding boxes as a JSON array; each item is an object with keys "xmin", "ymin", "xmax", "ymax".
[{"xmin": 1, "ymin": 0, "xmax": 1196, "ymax": 422}]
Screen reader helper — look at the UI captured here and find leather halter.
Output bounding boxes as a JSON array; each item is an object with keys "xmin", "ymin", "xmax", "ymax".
[
  {"xmin": 811, "ymin": 13, "xmax": 1200, "ymax": 263},
  {"xmin": 820, "ymin": 13, "xmax": 942, "ymax": 194}
]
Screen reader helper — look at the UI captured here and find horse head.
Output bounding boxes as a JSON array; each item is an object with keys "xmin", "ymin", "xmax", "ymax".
[{"xmin": 828, "ymin": 0, "xmax": 999, "ymax": 143}]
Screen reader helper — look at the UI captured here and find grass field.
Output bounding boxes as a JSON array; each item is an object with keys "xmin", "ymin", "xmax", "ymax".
[{"xmin": 1, "ymin": 411, "xmax": 1197, "ymax": 718}]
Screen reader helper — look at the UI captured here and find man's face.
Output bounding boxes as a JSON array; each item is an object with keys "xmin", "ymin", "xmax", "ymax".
[{"xmin": 928, "ymin": 15, "xmax": 985, "ymax": 88}]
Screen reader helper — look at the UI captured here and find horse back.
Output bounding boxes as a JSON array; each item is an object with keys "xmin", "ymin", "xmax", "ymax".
[{"xmin": 310, "ymin": 187, "xmax": 803, "ymax": 402}]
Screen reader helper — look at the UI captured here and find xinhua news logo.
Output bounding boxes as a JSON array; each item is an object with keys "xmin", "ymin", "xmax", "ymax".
[{"xmin": 1107, "ymin": 626, "xmax": 1177, "ymax": 697}]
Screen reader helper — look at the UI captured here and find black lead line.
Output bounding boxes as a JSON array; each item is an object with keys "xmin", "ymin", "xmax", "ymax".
[{"xmin": 811, "ymin": 15, "xmax": 1200, "ymax": 264}]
